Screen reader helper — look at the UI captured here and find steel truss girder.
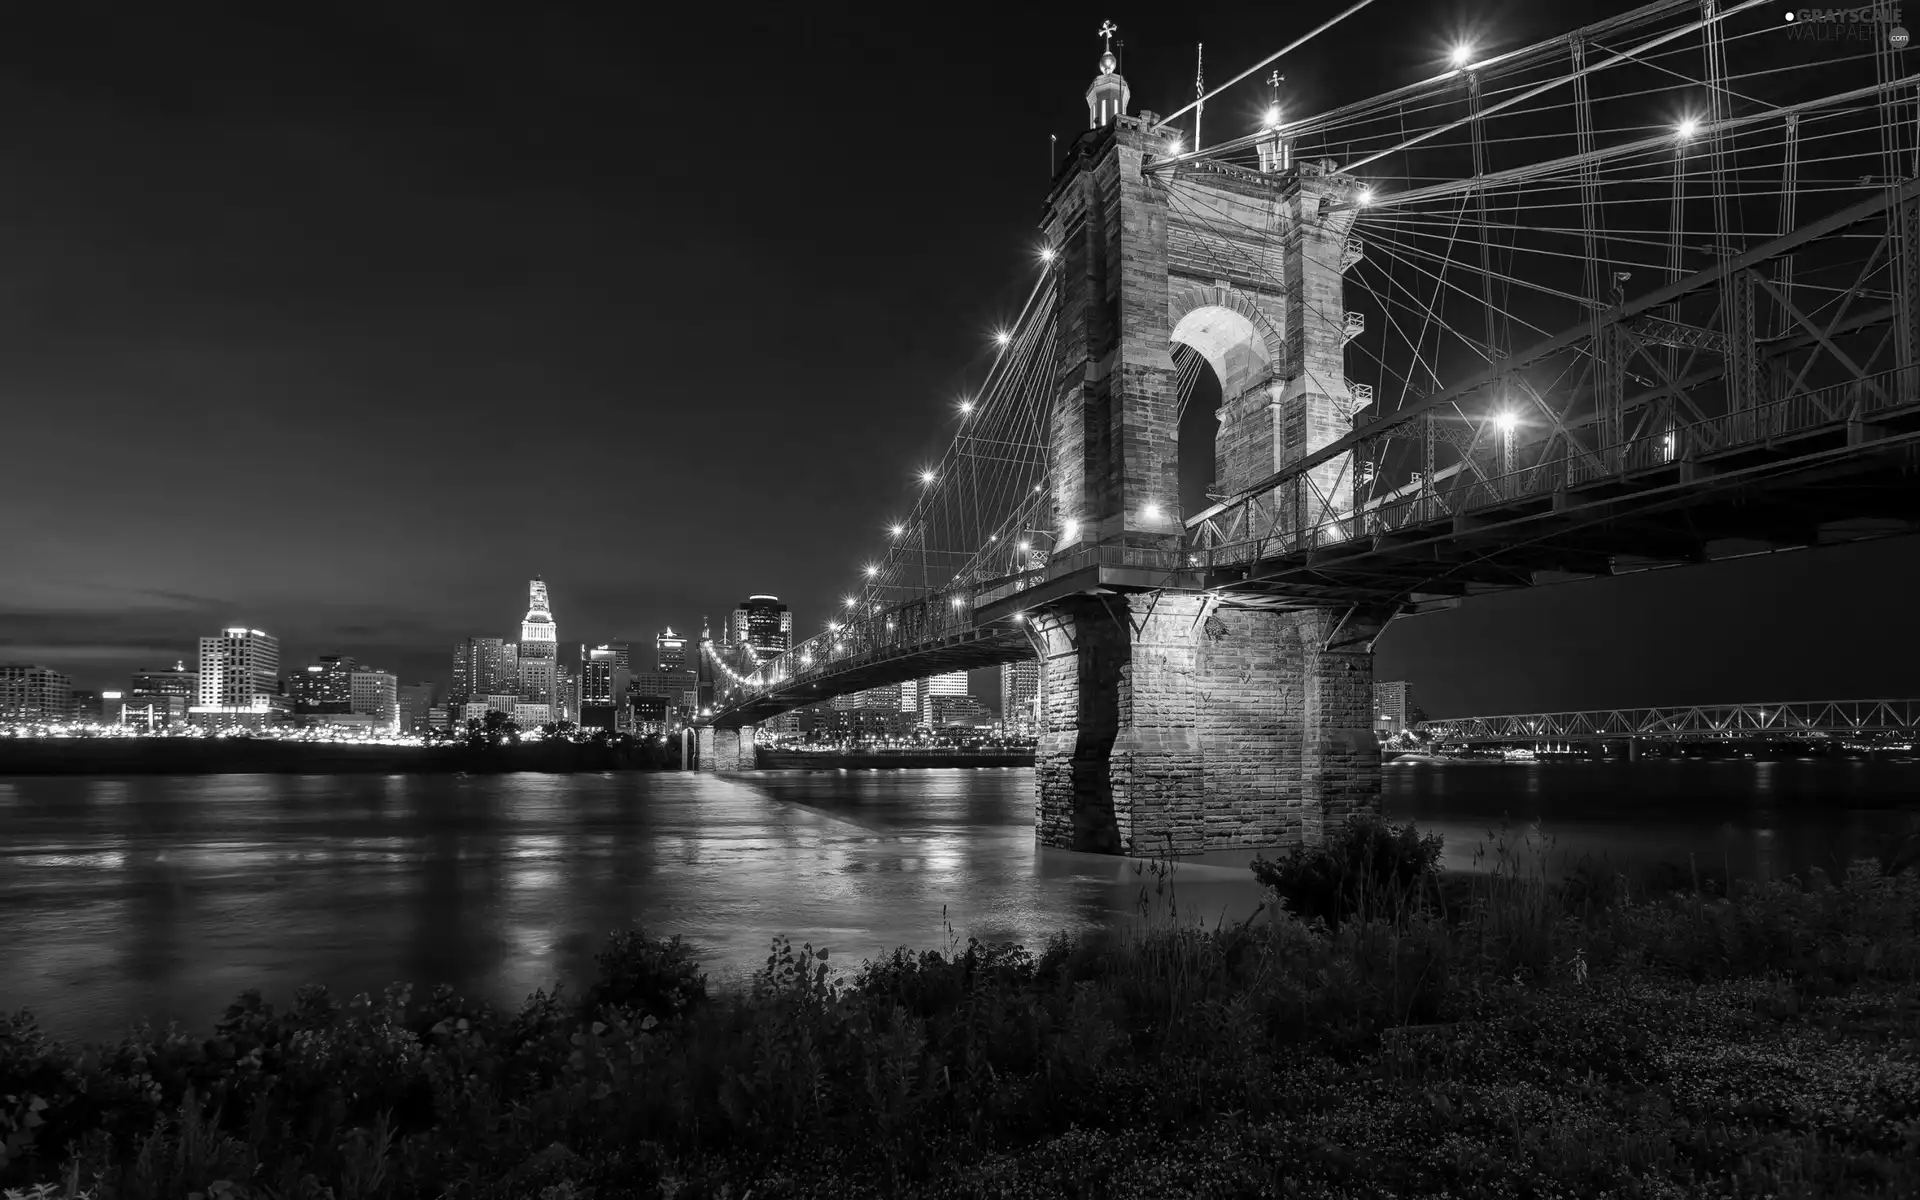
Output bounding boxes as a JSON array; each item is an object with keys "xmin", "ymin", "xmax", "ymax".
[{"xmin": 1420, "ymin": 699, "xmax": 1920, "ymax": 743}]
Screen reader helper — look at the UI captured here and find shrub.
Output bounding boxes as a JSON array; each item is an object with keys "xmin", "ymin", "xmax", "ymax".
[
  {"xmin": 1250, "ymin": 816, "xmax": 1443, "ymax": 928},
  {"xmin": 583, "ymin": 928, "xmax": 709, "ymax": 1022}
]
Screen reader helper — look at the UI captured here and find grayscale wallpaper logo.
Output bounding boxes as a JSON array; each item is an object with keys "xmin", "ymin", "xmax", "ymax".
[{"xmin": 1783, "ymin": 5, "xmax": 1909, "ymax": 45}]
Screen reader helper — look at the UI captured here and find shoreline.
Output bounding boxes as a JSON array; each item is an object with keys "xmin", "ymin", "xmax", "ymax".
[{"xmin": 0, "ymin": 737, "xmax": 676, "ymax": 776}]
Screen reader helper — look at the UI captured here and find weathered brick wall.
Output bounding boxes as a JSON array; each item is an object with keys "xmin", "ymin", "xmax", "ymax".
[
  {"xmin": 711, "ymin": 728, "xmax": 740, "ymax": 774},
  {"xmin": 1278, "ymin": 165, "xmax": 1364, "ymax": 533},
  {"xmin": 1109, "ymin": 593, "xmax": 1206, "ymax": 853},
  {"xmin": 736, "ymin": 723, "xmax": 758, "ymax": 770},
  {"xmin": 1032, "ymin": 593, "xmax": 1384, "ymax": 855},
  {"xmin": 696, "ymin": 725, "xmax": 716, "ymax": 773},
  {"xmin": 1293, "ymin": 608, "xmax": 1387, "ymax": 845}
]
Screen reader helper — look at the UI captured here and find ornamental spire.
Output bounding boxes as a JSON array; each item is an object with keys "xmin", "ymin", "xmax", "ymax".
[{"xmin": 1087, "ymin": 20, "xmax": 1129, "ymax": 129}]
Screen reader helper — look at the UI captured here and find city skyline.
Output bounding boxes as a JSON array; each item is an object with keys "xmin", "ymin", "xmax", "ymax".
[{"xmin": 4, "ymin": 1, "xmax": 1919, "ymax": 716}]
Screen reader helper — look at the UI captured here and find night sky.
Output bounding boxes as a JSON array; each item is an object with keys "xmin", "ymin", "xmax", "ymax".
[{"xmin": 4, "ymin": 0, "xmax": 1916, "ymax": 717}]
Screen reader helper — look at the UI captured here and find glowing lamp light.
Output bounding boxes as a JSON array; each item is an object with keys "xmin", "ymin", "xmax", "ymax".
[
  {"xmin": 1062, "ymin": 520, "xmax": 1078, "ymax": 539},
  {"xmin": 864, "ymin": 564, "xmax": 879, "ymax": 577},
  {"xmin": 1040, "ymin": 245, "xmax": 1057, "ymax": 263},
  {"xmin": 919, "ymin": 470, "xmax": 937, "ymax": 485},
  {"xmin": 1142, "ymin": 502, "xmax": 1161, "ymax": 520},
  {"xmin": 1450, "ymin": 44, "xmax": 1473, "ymax": 68},
  {"xmin": 994, "ymin": 329, "xmax": 1012, "ymax": 347},
  {"xmin": 1357, "ymin": 187, "xmax": 1374, "ymax": 206},
  {"xmin": 828, "ymin": 621, "xmax": 841, "ymax": 633},
  {"xmin": 1011, "ymin": 612, "xmax": 1025, "ymax": 624},
  {"xmin": 890, "ymin": 524, "xmax": 905, "ymax": 537},
  {"xmin": 1167, "ymin": 138, "xmax": 1183, "ymax": 154},
  {"xmin": 1264, "ymin": 105, "xmax": 1280, "ymax": 129},
  {"xmin": 1676, "ymin": 118, "xmax": 1699, "ymax": 141},
  {"xmin": 1495, "ymin": 410, "xmax": 1519, "ymax": 434},
  {"xmin": 844, "ymin": 596, "xmax": 857, "ymax": 608},
  {"xmin": 1018, "ymin": 540, "xmax": 1031, "ymax": 552},
  {"xmin": 958, "ymin": 399, "xmax": 974, "ymax": 415}
]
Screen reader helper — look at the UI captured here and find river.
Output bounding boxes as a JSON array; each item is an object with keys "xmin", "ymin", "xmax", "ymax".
[{"xmin": 3, "ymin": 760, "xmax": 1916, "ymax": 1041}]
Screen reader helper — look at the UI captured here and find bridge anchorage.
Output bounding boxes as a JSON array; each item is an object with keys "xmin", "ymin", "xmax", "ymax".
[{"xmin": 703, "ymin": 4, "xmax": 1920, "ymax": 857}]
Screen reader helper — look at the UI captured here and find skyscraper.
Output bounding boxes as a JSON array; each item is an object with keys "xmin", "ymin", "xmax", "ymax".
[
  {"xmin": 730, "ymin": 596, "xmax": 793, "ymax": 658},
  {"xmin": 517, "ymin": 578, "xmax": 557, "ymax": 722},
  {"xmin": 452, "ymin": 638, "xmax": 507, "ymax": 704},
  {"xmin": 1373, "ymin": 680, "xmax": 1414, "ymax": 736},
  {"xmin": 1000, "ymin": 660, "xmax": 1041, "ymax": 735},
  {"xmin": 398, "ymin": 683, "xmax": 435, "ymax": 733},
  {"xmin": 578, "ymin": 644, "xmax": 630, "ymax": 731},
  {"xmin": 655, "ymin": 628, "xmax": 687, "ymax": 672},
  {"xmin": 194, "ymin": 628, "xmax": 282, "ymax": 725}
]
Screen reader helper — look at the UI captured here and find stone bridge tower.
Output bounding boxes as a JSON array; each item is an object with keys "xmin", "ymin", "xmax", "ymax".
[{"xmin": 1028, "ymin": 45, "xmax": 1386, "ymax": 855}]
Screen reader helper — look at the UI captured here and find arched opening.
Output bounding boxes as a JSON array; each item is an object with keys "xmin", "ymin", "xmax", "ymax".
[
  {"xmin": 1173, "ymin": 345, "xmax": 1220, "ymax": 520},
  {"xmin": 1168, "ymin": 298, "xmax": 1280, "ymax": 524}
]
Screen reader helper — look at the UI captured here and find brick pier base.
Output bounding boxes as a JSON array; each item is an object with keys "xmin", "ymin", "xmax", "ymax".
[
  {"xmin": 697, "ymin": 725, "xmax": 756, "ymax": 772},
  {"xmin": 1031, "ymin": 593, "xmax": 1384, "ymax": 855}
]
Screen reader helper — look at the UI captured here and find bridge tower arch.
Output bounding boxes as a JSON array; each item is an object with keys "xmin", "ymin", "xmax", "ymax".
[{"xmin": 1028, "ymin": 51, "xmax": 1384, "ymax": 855}]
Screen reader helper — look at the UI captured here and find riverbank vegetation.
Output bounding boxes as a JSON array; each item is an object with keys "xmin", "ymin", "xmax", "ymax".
[{"xmin": 5, "ymin": 819, "xmax": 1919, "ymax": 1199}]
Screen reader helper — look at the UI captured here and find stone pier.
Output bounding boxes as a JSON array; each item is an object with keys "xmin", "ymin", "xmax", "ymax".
[
  {"xmin": 1032, "ymin": 594, "xmax": 1383, "ymax": 855},
  {"xmin": 695, "ymin": 724, "xmax": 757, "ymax": 772}
]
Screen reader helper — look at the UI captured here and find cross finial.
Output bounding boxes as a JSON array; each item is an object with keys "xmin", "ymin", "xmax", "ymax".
[
  {"xmin": 1267, "ymin": 70, "xmax": 1284, "ymax": 93},
  {"xmin": 1099, "ymin": 20, "xmax": 1117, "ymax": 51}
]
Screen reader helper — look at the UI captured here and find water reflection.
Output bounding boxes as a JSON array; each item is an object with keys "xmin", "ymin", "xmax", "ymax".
[{"xmin": 0, "ymin": 763, "xmax": 1916, "ymax": 1041}]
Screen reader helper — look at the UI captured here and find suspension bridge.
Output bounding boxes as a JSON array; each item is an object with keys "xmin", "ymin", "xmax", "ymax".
[{"xmin": 699, "ymin": 0, "xmax": 1920, "ymax": 855}]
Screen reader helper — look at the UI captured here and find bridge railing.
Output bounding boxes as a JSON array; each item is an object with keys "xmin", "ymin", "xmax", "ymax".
[{"xmin": 1185, "ymin": 366, "xmax": 1920, "ymax": 558}]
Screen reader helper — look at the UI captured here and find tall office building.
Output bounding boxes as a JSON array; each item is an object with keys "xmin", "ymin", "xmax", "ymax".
[
  {"xmin": 1000, "ymin": 660, "xmax": 1041, "ymax": 735},
  {"xmin": 517, "ymin": 578, "xmax": 558, "ymax": 715},
  {"xmin": 194, "ymin": 628, "xmax": 282, "ymax": 724},
  {"xmin": 398, "ymin": 683, "xmax": 435, "ymax": 733},
  {"xmin": 350, "ymin": 669, "xmax": 399, "ymax": 732},
  {"xmin": 127, "ymin": 662, "xmax": 196, "ymax": 730},
  {"xmin": 289, "ymin": 654, "xmax": 357, "ymax": 713},
  {"xmin": 579, "ymin": 645, "xmax": 632, "ymax": 731},
  {"xmin": 553, "ymin": 663, "xmax": 577, "ymax": 725},
  {"xmin": 730, "ymin": 596, "xmax": 793, "ymax": 658},
  {"xmin": 920, "ymin": 671, "xmax": 968, "ymax": 728},
  {"xmin": 0, "ymin": 665, "xmax": 73, "ymax": 723},
  {"xmin": 1373, "ymin": 680, "xmax": 1414, "ymax": 736},
  {"xmin": 732, "ymin": 597, "xmax": 795, "ymax": 735},
  {"xmin": 655, "ymin": 628, "xmax": 687, "ymax": 672},
  {"xmin": 452, "ymin": 638, "xmax": 508, "ymax": 704}
]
